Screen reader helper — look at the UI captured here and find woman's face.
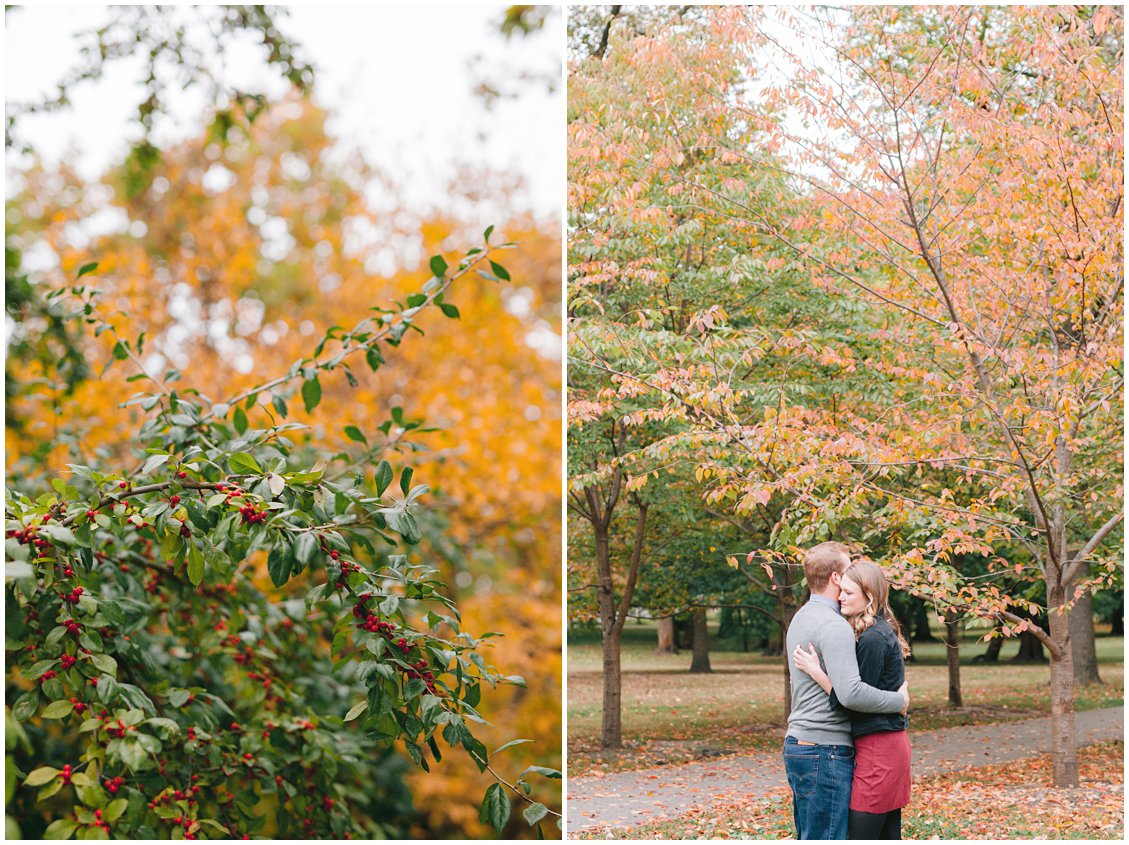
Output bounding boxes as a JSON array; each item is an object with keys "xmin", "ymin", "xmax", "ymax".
[{"xmin": 838, "ymin": 575, "xmax": 869, "ymax": 617}]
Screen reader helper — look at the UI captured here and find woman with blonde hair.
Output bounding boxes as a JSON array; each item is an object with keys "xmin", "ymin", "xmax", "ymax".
[{"xmin": 793, "ymin": 558, "xmax": 912, "ymax": 840}]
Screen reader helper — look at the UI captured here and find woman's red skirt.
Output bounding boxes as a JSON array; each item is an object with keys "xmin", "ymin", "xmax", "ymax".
[{"xmin": 849, "ymin": 730, "xmax": 912, "ymax": 813}]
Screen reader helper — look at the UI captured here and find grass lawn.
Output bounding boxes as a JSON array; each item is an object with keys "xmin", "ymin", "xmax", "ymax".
[
  {"xmin": 572, "ymin": 740, "xmax": 1124, "ymax": 840},
  {"xmin": 567, "ymin": 621, "xmax": 1124, "ymax": 776}
]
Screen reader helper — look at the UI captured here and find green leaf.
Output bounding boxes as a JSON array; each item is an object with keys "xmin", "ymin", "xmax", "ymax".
[
  {"xmin": 97, "ymin": 675, "xmax": 120, "ymax": 705},
  {"xmin": 483, "ymin": 224, "xmax": 494, "ymax": 242},
  {"xmin": 23, "ymin": 660, "xmax": 59, "ymax": 680},
  {"xmin": 167, "ymin": 688, "xmax": 191, "ymax": 708},
  {"xmin": 187, "ymin": 544, "xmax": 205, "ymax": 586},
  {"xmin": 490, "ymin": 738, "xmax": 532, "ymax": 760},
  {"xmin": 228, "ymin": 452, "xmax": 262, "ymax": 475},
  {"xmin": 42, "ymin": 700, "xmax": 74, "ymax": 719},
  {"xmin": 374, "ymin": 461, "xmax": 393, "ymax": 496},
  {"xmin": 77, "ymin": 262, "xmax": 99, "ymax": 279},
  {"xmin": 111, "ymin": 341, "xmax": 129, "ymax": 361},
  {"xmin": 406, "ymin": 293, "xmax": 427, "ymax": 308},
  {"xmin": 344, "ymin": 426, "xmax": 367, "ymax": 445},
  {"xmin": 141, "ymin": 453, "xmax": 171, "ymax": 475},
  {"xmin": 344, "ymin": 700, "xmax": 368, "ymax": 722},
  {"xmin": 12, "ymin": 690, "xmax": 39, "ymax": 721},
  {"xmin": 23, "ymin": 767, "xmax": 60, "ymax": 787},
  {"xmin": 490, "ymin": 260, "xmax": 511, "ymax": 281},
  {"xmin": 267, "ymin": 472, "xmax": 286, "ymax": 497},
  {"xmin": 400, "ymin": 466, "xmax": 414, "ymax": 496},
  {"xmin": 302, "ymin": 377, "xmax": 322, "ymax": 413},
  {"xmin": 293, "ymin": 532, "xmax": 318, "ymax": 566},
  {"xmin": 100, "ymin": 601, "xmax": 126, "ymax": 626},
  {"xmin": 479, "ymin": 782, "xmax": 511, "ymax": 831},
  {"xmin": 519, "ymin": 765, "xmax": 562, "ymax": 779},
  {"xmin": 44, "ymin": 818, "xmax": 78, "ymax": 839},
  {"xmin": 365, "ymin": 346, "xmax": 384, "ymax": 372},
  {"xmin": 439, "ymin": 302, "xmax": 460, "ymax": 319},
  {"xmin": 233, "ymin": 406, "xmax": 248, "ymax": 434},
  {"xmin": 523, "ymin": 803, "xmax": 549, "ymax": 826},
  {"xmin": 429, "ymin": 255, "xmax": 448, "ymax": 278},
  {"xmin": 267, "ymin": 544, "xmax": 293, "ymax": 587},
  {"xmin": 89, "ymin": 653, "xmax": 117, "ymax": 678},
  {"xmin": 39, "ymin": 525, "xmax": 77, "ymax": 547},
  {"xmin": 102, "ymin": 799, "xmax": 128, "ymax": 822}
]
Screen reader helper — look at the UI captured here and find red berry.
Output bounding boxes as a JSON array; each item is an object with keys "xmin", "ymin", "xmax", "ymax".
[
  {"xmin": 178, "ymin": 471, "xmax": 187, "ymax": 479},
  {"xmin": 119, "ymin": 481, "xmax": 128, "ymax": 489}
]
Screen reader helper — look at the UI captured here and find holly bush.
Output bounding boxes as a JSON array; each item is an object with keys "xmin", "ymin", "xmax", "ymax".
[{"xmin": 5, "ymin": 233, "xmax": 561, "ymax": 839}]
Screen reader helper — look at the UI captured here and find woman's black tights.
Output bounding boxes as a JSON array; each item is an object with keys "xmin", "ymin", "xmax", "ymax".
[{"xmin": 849, "ymin": 808, "xmax": 901, "ymax": 840}]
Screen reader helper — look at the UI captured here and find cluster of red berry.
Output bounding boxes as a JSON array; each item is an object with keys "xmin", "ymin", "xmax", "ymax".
[
  {"xmin": 404, "ymin": 658, "xmax": 437, "ymax": 693},
  {"xmin": 69, "ymin": 697, "xmax": 87, "ymax": 714},
  {"xmin": 166, "ymin": 815, "xmax": 198, "ymax": 839},
  {"xmin": 246, "ymin": 670, "xmax": 272, "ymax": 690},
  {"xmin": 104, "ymin": 776, "xmax": 125, "ymax": 795},
  {"xmin": 238, "ymin": 504, "xmax": 267, "ymax": 524},
  {"xmin": 63, "ymin": 619, "xmax": 82, "ymax": 636},
  {"xmin": 60, "ymin": 586, "xmax": 84, "ymax": 605},
  {"xmin": 104, "ymin": 718, "xmax": 135, "ymax": 739},
  {"xmin": 8, "ymin": 524, "xmax": 51, "ymax": 552},
  {"xmin": 60, "ymin": 654, "xmax": 76, "ymax": 670},
  {"xmin": 59, "ymin": 764, "xmax": 73, "ymax": 784},
  {"xmin": 88, "ymin": 808, "xmax": 110, "ymax": 833}
]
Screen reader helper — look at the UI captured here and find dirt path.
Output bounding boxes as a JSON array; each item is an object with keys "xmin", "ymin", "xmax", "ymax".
[{"xmin": 567, "ymin": 706, "xmax": 1123, "ymax": 834}]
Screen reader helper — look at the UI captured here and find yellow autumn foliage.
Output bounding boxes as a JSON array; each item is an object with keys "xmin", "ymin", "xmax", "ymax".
[{"xmin": 6, "ymin": 97, "xmax": 561, "ymax": 838}]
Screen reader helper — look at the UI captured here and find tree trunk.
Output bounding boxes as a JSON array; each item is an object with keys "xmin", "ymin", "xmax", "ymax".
[
  {"xmin": 674, "ymin": 616, "xmax": 692, "ymax": 650},
  {"xmin": 1111, "ymin": 591, "xmax": 1125, "ymax": 635},
  {"xmin": 976, "ymin": 636, "xmax": 1003, "ymax": 663},
  {"xmin": 1013, "ymin": 629, "xmax": 1047, "ymax": 662},
  {"xmin": 595, "ymin": 528, "xmax": 623, "ymax": 748},
  {"xmin": 689, "ymin": 607, "xmax": 712, "ymax": 673},
  {"xmin": 1069, "ymin": 562, "xmax": 1101, "ymax": 684},
  {"xmin": 911, "ymin": 598, "xmax": 938, "ymax": 641},
  {"xmin": 656, "ymin": 616, "xmax": 677, "ymax": 655},
  {"xmin": 942, "ymin": 611, "xmax": 962, "ymax": 708},
  {"xmin": 600, "ymin": 619, "xmax": 624, "ymax": 748},
  {"xmin": 1047, "ymin": 583, "xmax": 1079, "ymax": 786},
  {"xmin": 1110, "ymin": 591, "xmax": 1124, "ymax": 635},
  {"xmin": 594, "ymin": 500, "xmax": 649, "ymax": 749}
]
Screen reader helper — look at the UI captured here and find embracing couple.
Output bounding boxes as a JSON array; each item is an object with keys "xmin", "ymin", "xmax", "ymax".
[{"xmin": 783, "ymin": 541, "xmax": 912, "ymax": 840}]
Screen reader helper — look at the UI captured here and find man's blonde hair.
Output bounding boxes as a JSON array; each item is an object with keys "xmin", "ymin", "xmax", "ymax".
[{"xmin": 804, "ymin": 541, "xmax": 852, "ymax": 592}]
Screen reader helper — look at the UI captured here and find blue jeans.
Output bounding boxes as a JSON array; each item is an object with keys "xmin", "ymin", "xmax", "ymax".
[{"xmin": 783, "ymin": 736, "xmax": 855, "ymax": 840}]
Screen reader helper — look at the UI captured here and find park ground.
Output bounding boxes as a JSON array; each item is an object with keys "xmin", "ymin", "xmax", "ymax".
[{"xmin": 567, "ymin": 620, "xmax": 1124, "ymax": 839}]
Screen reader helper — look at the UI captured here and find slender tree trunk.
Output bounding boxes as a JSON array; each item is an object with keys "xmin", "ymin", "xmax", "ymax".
[
  {"xmin": 1069, "ymin": 561, "xmax": 1102, "ymax": 684},
  {"xmin": 596, "ymin": 501, "xmax": 649, "ymax": 749},
  {"xmin": 1047, "ymin": 582, "xmax": 1079, "ymax": 786},
  {"xmin": 595, "ymin": 528, "xmax": 623, "ymax": 748},
  {"xmin": 689, "ymin": 607, "xmax": 712, "ymax": 673},
  {"xmin": 656, "ymin": 616, "xmax": 677, "ymax": 655},
  {"xmin": 942, "ymin": 611, "xmax": 963, "ymax": 708}
]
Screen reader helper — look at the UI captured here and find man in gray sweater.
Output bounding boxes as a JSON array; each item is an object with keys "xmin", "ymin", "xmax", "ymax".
[{"xmin": 782, "ymin": 541, "xmax": 908, "ymax": 840}]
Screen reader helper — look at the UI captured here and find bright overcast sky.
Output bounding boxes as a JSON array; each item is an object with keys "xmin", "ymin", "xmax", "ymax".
[{"xmin": 4, "ymin": 5, "xmax": 563, "ymax": 220}]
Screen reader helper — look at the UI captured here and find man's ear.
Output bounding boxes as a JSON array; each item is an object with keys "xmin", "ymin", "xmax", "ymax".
[{"xmin": 830, "ymin": 571, "xmax": 842, "ymax": 585}]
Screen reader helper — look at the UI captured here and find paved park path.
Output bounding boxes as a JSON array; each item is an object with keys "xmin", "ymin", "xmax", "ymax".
[{"xmin": 568, "ymin": 706, "xmax": 1123, "ymax": 833}]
